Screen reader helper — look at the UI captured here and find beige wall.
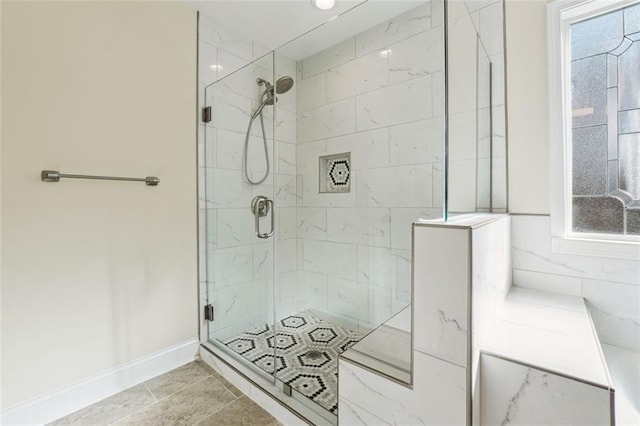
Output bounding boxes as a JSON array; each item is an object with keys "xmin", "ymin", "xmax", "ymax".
[
  {"xmin": 505, "ymin": 0, "xmax": 550, "ymax": 214},
  {"xmin": 1, "ymin": 1, "xmax": 197, "ymax": 408}
]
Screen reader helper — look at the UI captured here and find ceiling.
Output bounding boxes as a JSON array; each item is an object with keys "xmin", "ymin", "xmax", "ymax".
[{"xmin": 188, "ymin": 0, "xmax": 424, "ymax": 60}]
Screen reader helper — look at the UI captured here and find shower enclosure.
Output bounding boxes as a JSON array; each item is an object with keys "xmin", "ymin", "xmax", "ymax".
[{"xmin": 199, "ymin": 0, "xmax": 502, "ymax": 423}]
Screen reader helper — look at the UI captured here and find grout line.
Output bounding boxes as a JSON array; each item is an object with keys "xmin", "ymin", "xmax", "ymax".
[{"xmin": 143, "ymin": 382, "xmax": 158, "ymax": 404}]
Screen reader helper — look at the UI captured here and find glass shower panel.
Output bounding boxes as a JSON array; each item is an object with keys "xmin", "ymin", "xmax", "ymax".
[
  {"xmin": 204, "ymin": 53, "xmax": 277, "ymax": 383},
  {"xmin": 445, "ymin": 0, "xmax": 491, "ymax": 217}
]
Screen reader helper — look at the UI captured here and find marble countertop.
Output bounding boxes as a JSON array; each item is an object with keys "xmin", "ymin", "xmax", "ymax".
[{"xmin": 483, "ymin": 286, "xmax": 613, "ymax": 389}]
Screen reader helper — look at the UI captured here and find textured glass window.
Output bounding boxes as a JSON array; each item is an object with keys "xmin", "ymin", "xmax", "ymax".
[{"xmin": 570, "ymin": 4, "xmax": 640, "ymax": 235}]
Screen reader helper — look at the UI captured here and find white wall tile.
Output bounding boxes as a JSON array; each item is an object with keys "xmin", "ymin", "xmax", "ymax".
[
  {"xmin": 253, "ymin": 242, "xmax": 273, "ymax": 279},
  {"xmin": 297, "ymin": 72, "xmax": 326, "ymax": 112},
  {"xmin": 278, "ymin": 207, "xmax": 297, "ymax": 240},
  {"xmin": 357, "ymin": 246, "xmax": 411, "ymax": 294},
  {"xmin": 326, "ymin": 50, "xmax": 388, "ymax": 103},
  {"xmin": 297, "ymin": 207, "xmax": 327, "ymax": 240},
  {"xmin": 276, "ymin": 141, "xmax": 296, "ymax": 175},
  {"xmin": 205, "ymin": 169, "xmax": 253, "ymax": 208},
  {"xmin": 299, "ymin": 98, "xmax": 356, "ymax": 142},
  {"xmin": 276, "ymin": 239, "xmax": 297, "ymax": 274},
  {"xmin": 302, "ymin": 37, "xmax": 356, "ymax": 79},
  {"xmin": 199, "ymin": 41, "xmax": 219, "ymax": 86},
  {"xmin": 356, "ymin": 76, "xmax": 432, "ymax": 131},
  {"xmin": 327, "ymin": 208, "xmax": 391, "ymax": 248},
  {"xmin": 328, "ymin": 278, "xmax": 370, "ymax": 321},
  {"xmin": 512, "ymin": 269, "xmax": 582, "ymax": 296},
  {"xmin": 389, "ymin": 118, "xmax": 443, "ymax": 166},
  {"xmin": 212, "ymin": 246, "xmax": 253, "ymax": 287},
  {"xmin": 413, "ymin": 225, "xmax": 469, "ymax": 367},
  {"xmin": 480, "ymin": 354, "xmax": 611, "ymax": 426},
  {"xmin": 338, "ymin": 397, "xmax": 390, "ymax": 425},
  {"xmin": 326, "ymin": 128, "xmax": 390, "ymax": 170},
  {"xmin": 388, "ymin": 26, "xmax": 443, "ymax": 84},
  {"xmin": 338, "ymin": 351, "xmax": 467, "ymax": 425},
  {"xmin": 355, "ymin": 4, "xmax": 431, "ymax": 58},
  {"xmin": 357, "ymin": 165, "xmax": 432, "ymax": 208},
  {"xmin": 303, "ymin": 240, "xmax": 357, "ymax": 281},
  {"xmin": 216, "ymin": 208, "xmax": 257, "ymax": 248},
  {"xmin": 390, "ymin": 208, "xmax": 441, "ymax": 250},
  {"xmin": 299, "ymin": 270, "xmax": 328, "ymax": 310},
  {"xmin": 199, "ymin": 16, "xmax": 255, "ymax": 61},
  {"xmin": 275, "ymin": 174, "xmax": 298, "ymax": 207}
]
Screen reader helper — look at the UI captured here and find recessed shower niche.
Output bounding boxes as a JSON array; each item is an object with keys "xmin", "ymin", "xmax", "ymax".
[{"xmin": 319, "ymin": 152, "xmax": 351, "ymax": 193}]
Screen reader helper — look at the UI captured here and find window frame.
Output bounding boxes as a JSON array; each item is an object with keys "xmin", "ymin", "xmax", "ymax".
[{"xmin": 547, "ymin": 0, "xmax": 640, "ymax": 260}]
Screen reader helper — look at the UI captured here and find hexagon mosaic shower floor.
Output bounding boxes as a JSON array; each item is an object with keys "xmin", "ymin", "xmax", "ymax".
[{"xmin": 224, "ymin": 310, "xmax": 362, "ymax": 414}]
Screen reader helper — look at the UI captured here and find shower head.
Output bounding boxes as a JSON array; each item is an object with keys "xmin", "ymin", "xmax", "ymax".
[{"xmin": 275, "ymin": 76, "xmax": 294, "ymax": 94}]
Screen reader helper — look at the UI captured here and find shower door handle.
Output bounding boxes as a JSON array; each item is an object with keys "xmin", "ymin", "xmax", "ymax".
[{"xmin": 252, "ymin": 196, "xmax": 274, "ymax": 239}]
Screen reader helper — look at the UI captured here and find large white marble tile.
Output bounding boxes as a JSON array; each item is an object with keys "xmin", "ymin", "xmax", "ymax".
[
  {"xmin": 296, "ymin": 140, "xmax": 326, "ymax": 175},
  {"xmin": 338, "ymin": 351, "xmax": 467, "ymax": 425},
  {"xmin": 447, "ymin": 159, "xmax": 477, "ymax": 213},
  {"xmin": 212, "ymin": 245, "xmax": 253, "ymax": 287},
  {"xmin": 274, "ymin": 107, "xmax": 296, "ymax": 144},
  {"xmin": 325, "ymin": 128, "xmax": 390, "ymax": 170},
  {"xmin": 390, "ymin": 208, "xmax": 441, "ymax": 249},
  {"xmin": 218, "ymin": 48, "xmax": 256, "ymax": 79},
  {"xmin": 388, "ymin": 26, "xmax": 443, "ymax": 84},
  {"xmin": 480, "ymin": 354, "xmax": 611, "ymax": 426},
  {"xmin": 205, "ymin": 169, "xmax": 253, "ymax": 208},
  {"xmin": 275, "ymin": 174, "xmax": 298, "ymax": 207},
  {"xmin": 199, "ymin": 17, "xmax": 254, "ymax": 61},
  {"xmin": 326, "ymin": 50, "xmax": 388, "ymax": 103},
  {"xmin": 327, "ymin": 278, "xmax": 369, "ymax": 321},
  {"xmin": 511, "ymin": 216, "xmax": 640, "ymax": 285},
  {"xmin": 413, "ymin": 225, "xmax": 469, "ymax": 367},
  {"xmin": 448, "ymin": 110, "xmax": 478, "ymax": 160},
  {"xmin": 302, "ymin": 37, "xmax": 356, "ymax": 79},
  {"xmin": 389, "ymin": 117, "xmax": 443, "ymax": 166},
  {"xmin": 507, "ymin": 286, "xmax": 586, "ymax": 312},
  {"xmin": 252, "ymin": 242, "xmax": 273, "ymax": 279},
  {"xmin": 297, "ymin": 207, "xmax": 327, "ymax": 240},
  {"xmin": 368, "ymin": 285, "xmax": 395, "ymax": 325},
  {"xmin": 278, "ymin": 207, "xmax": 296, "ymax": 240},
  {"xmin": 217, "ymin": 278, "xmax": 269, "ymax": 329},
  {"xmin": 431, "ymin": 70, "xmax": 445, "ymax": 118},
  {"xmin": 298, "ymin": 270, "xmax": 328, "ymax": 310},
  {"xmin": 355, "ymin": 4, "xmax": 431, "ymax": 58},
  {"xmin": 432, "ymin": 161, "xmax": 444, "ymax": 208},
  {"xmin": 512, "ymin": 269, "xmax": 582, "ymax": 296},
  {"xmin": 203, "ymin": 126, "xmax": 216, "ymax": 169},
  {"xmin": 296, "ymin": 72, "xmax": 326, "ymax": 112},
  {"xmin": 357, "ymin": 246, "xmax": 411, "ymax": 293},
  {"xmin": 205, "ymin": 208, "xmax": 218, "ymax": 249},
  {"xmin": 277, "ymin": 270, "xmax": 298, "ymax": 307},
  {"xmin": 299, "ymin": 98, "xmax": 356, "ymax": 142},
  {"xmin": 479, "ymin": 2, "xmax": 504, "ymax": 57},
  {"xmin": 357, "ymin": 165, "xmax": 432, "ymax": 208},
  {"xmin": 199, "ymin": 41, "xmax": 219, "ymax": 86},
  {"xmin": 216, "ymin": 208, "xmax": 256, "ymax": 248},
  {"xmin": 601, "ymin": 344, "xmax": 640, "ymax": 425},
  {"xmin": 216, "ymin": 129, "xmax": 272, "ymax": 173},
  {"xmin": 338, "ymin": 397, "xmax": 390, "ymax": 426},
  {"xmin": 327, "ymin": 208, "xmax": 391, "ymax": 248},
  {"xmin": 303, "ymin": 240, "xmax": 357, "ymax": 281},
  {"xmin": 356, "ymin": 76, "xmax": 432, "ymax": 131},
  {"xmin": 276, "ymin": 239, "xmax": 297, "ymax": 274},
  {"xmin": 207, "ymin": 89, "xmax": 253, "ymax": 135},
  {"xmin": 276, "ymin": 141, "xmax": 296, "ymax": 176}
]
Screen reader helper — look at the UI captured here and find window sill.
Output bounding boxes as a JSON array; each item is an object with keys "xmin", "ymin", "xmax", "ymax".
[{"xmin": 552, "ymin": 236, "xmax": 640, "ymax": 261}]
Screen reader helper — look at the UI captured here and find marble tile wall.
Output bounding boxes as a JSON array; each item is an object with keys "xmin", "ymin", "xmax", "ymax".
[
  {"xmin": 511, "ymin": 215, "xmax": 640, "ymax": 351},
  {"xmin": 295, "ymin": 1, "xmax": 444, "ymax": 330},
  {"xmin": 480, "ymin": 354, "xmax": 612, "ymax": 425}
]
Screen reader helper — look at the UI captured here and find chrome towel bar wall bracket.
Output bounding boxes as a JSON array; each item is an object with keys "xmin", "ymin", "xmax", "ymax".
[{"xmin": 41, "ymin": 170, "xmax": 160, "ymax": 186}]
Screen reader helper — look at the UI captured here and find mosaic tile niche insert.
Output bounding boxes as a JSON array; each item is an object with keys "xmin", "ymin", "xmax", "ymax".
[{"xmin": 319, "ymin": 152, "xmax": 351, "ymax": 193}]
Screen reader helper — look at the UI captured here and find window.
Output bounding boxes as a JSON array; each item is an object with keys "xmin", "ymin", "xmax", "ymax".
[{"xmin": 548, "ymin": 0, "xmax": 640, "ymax": 259}]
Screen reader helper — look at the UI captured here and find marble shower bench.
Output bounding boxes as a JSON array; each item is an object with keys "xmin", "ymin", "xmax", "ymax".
[{"xmin": 336, "ymin": 214, "xmax": 625, "ymax": 425}]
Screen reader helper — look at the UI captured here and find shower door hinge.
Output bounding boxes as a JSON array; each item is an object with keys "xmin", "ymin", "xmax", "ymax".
[
  {"xmin": 202, "ymin": 106, "xmax": 212, "ymax": 123},
  {"xmin": 204, "ymin": 304, "xmax": 214, "ymax": 321}
]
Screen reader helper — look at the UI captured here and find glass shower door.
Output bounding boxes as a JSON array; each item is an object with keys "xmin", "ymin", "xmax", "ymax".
[{"xmin": 203, "ymin": 53, "xmax": 278, "ymax": 383}]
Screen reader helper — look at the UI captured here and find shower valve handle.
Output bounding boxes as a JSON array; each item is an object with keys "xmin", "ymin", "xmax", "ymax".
[{"xmin": 252, "ymin": 196, "xmax": 274, "ymax": 239}]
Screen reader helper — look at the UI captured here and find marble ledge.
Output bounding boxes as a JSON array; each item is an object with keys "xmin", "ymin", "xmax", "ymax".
[
  {"xmin": 483, "ymin": 286, "xmax": 613, "ymax": 389},
  {"xmin": 416, "ymin": 212, "xmax": 507, "ymax": 229}
]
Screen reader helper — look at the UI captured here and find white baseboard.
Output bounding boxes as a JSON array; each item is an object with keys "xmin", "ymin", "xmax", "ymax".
[{"xmin": 1, "ymin": 339, "xmax": 199, "ymax": 425}]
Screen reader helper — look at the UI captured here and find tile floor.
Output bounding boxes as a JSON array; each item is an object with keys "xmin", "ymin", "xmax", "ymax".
[
  {"xmin": 223, "ymin": 310, "xmax": 361, "ymax": 414},
  {"xmin": 49, "ymin": 361, "xmax": 279, "ymax": 426}
]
